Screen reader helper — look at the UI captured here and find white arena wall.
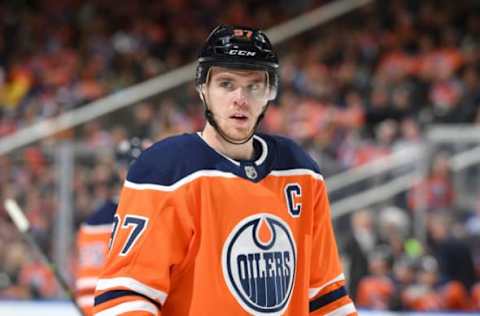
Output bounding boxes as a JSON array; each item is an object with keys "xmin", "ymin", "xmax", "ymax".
[{"xmin": 0, "ymin": 301, "xmax": 477, "ymax": 316}]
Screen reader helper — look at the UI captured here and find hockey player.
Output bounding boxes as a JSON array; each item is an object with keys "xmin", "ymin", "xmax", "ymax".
[
  {"xmin": 75, "ymin": 137, "xmax": 150, "ymax": 315},
  {"xmin": 93, "ymin": 25, "xmax": 357, "ymax": 315}
]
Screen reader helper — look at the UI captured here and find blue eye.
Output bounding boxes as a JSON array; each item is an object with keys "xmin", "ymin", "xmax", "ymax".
[
  {"xmin": 249, "ymin": 83, "xmax": 260, "ymax": 91},
  {"xmin": 219, "ymin": 81, "xmax": 234, "ymax": 89}
]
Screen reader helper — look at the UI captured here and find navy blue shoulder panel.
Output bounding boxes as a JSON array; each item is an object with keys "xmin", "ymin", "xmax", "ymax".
[
  {"xmin": 85, "ymin": 199, "xmax": 117, "ymax": 225},
  {"xmin": 126, "ymin": 133, "xmax": 222, "ymax": 186},
  {"xmin": 126, "ymin": 133, "xmax": 322, "ymax": 186},
  {"xmin": 260, "ymin": 134, "xmax": 321, "ymax": 174}
]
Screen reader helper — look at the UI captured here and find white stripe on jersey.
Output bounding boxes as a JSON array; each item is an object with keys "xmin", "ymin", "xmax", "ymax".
[
  {"xmin": 309, "ymin": 273, "xmax": 345, "ymax": 299},
  {"xmin": 77, "ymin": 295, "xmax": 94, "ymax": 307},
  {"xmin": 81, "ymin": 223, "xmax": 113, "ymax": 234},
  {"xmin": 125, "ymin": 170, "xmax": 237, "ymax": 192},
  {"xmin": 270, "ymin": 168, "xmax": 324, "ymax": 181},
  {"xmin": 76, "ymin": 277, "xmax": 98, "ymax": 290},
  {"xmin": 325, "ymin": 302, "xmax": 357, "ymax": 316},
  {"xmin": 95, "ymin": 300, "xmax": 158, "ymax": 316},
  {"xmin": 96, "ymin": 277, "xmax": 167, "ymax": 304}
]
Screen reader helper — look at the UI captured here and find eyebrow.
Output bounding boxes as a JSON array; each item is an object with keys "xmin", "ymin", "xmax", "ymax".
[{"xmin": 213, "ymin": 74, "xmax": 265, "ymax": 83}]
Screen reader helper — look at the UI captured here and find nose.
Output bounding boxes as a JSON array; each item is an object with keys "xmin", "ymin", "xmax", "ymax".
[{"xmin": 232, "ymin": 87, "xmax": 248, "ymax": 106}]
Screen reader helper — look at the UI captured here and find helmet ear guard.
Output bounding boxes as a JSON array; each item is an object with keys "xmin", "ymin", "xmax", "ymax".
[{"xmin": 265, "ymin": 70, "xmax": 278, "ymax": 101}]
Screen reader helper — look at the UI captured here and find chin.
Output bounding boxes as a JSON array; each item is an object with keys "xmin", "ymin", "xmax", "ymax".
[
  {"xmin": 225, "ymin": 129, "xmax": 252, "ymax": 142},
  {"xmin": 229, "ymin": 134, "xmax": 250, "ymax": 142}
]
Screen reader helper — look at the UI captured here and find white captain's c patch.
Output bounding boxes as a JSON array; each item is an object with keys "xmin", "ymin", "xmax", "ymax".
[{"xmin": 221, "ymin": 213, "xmax": 297, "ymax": 315}]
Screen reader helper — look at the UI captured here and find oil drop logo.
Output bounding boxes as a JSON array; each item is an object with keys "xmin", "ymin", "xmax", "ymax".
[{"xmin": 222, "ymin": 213, "xmax": 297, "ymax": 315}]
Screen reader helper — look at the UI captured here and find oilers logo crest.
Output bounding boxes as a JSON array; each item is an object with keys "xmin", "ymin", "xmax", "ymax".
[{"xmin": 222, "ymin": 213, "xmax": 297, "ymax": 315}]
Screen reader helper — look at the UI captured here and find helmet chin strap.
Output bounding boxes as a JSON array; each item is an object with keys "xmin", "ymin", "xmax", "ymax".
[{"xmin": 200, "ymin": 91, "xmax": 267, "ymax": 145}]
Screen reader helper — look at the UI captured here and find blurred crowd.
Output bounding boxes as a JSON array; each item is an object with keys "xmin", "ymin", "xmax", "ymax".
[
  {"xmin": 346, "ymin": 203, "xmax": 480, "ymax": 311},
  {"xmin": 1, "ymin": 0, "xmax": 480, "ymax": 312}
]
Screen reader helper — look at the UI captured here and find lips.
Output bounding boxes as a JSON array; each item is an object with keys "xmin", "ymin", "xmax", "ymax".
[{"xmin": 230, "ymin": 113, "xmax": 248, "ymax": 121}]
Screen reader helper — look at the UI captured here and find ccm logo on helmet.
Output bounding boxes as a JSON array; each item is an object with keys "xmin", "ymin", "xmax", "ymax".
[{"xmin": 227, "ymin": 49, "xmax": 256, "ymax": 56}]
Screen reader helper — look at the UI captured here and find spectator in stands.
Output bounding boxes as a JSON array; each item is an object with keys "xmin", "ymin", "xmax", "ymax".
[
  {"xmin": 344, "ymin": 208, "xmax": 378, "ymax": 302},
  {"xmin": 356, "ymin": 246, "xmax": 395, "ymax": 310},
  {"xmin": 472, "ymin": 282, "xmax": 480, "ymax": 310},
  {"xmin": 465, "ymin": 197, "xmax": 480, "ymax": 279},
  {"xmin": 402, "ymin": 255, "xmax": 471, "ymax": 311},
  {"xmin": 393, "ymin": 117, "xmax": 422, "ymax": 153},
  {"xmin": 427, "ymin": 213, "xmax": 477, "ymax": 292},
  {"xmin": 0, "ymin": 241, "xmax": 31, "ymax": 299},
  {"xmin": 407, "ymin": 150, "xmax": 455, "ymax": 212},
  {"xmin": 389, "ymin": 256, "xmax": 416, "ymax": 311},
  {"xmin": 352, "ymin": 119, "xmax": 396, "ymax": 167},
  {"xmin": 377, "ymin": 206, "xmax": 411, "ymax": 260},
  {"xmin": 401, "ymin": 256, "xmax": 443, "ymax": 311}
]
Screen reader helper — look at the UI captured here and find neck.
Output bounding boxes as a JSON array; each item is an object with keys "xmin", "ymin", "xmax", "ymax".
[{"xmin": 201, "ymin": 124, "xmax": 254, "ymax": 161}]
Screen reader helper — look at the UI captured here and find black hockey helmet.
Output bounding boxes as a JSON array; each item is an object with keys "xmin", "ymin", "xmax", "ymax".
[
  {"xmin": 196, "ymin": 25, "xmax": 279, "ymax": 101},
  {"xmin": 107, "ymin": 137, "xmax": 151, "ymax": 188},
  {"xmin": 115, "ymin": 137, "xmax": 152, "ymax": 167}
]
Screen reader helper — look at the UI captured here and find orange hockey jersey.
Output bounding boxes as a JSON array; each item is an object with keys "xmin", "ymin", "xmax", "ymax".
[
  {"xmin": 76, "ymin": 200, "xmax": 117, "ymax": 315},
  {"xmin": 94, "ymin": 133, "xmax": 356, "ymax": 315}
]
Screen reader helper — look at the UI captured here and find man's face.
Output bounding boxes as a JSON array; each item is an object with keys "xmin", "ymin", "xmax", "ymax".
[{"xmin": 203, "ymin": 67, "xmax": 269, "ymax": 142}]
